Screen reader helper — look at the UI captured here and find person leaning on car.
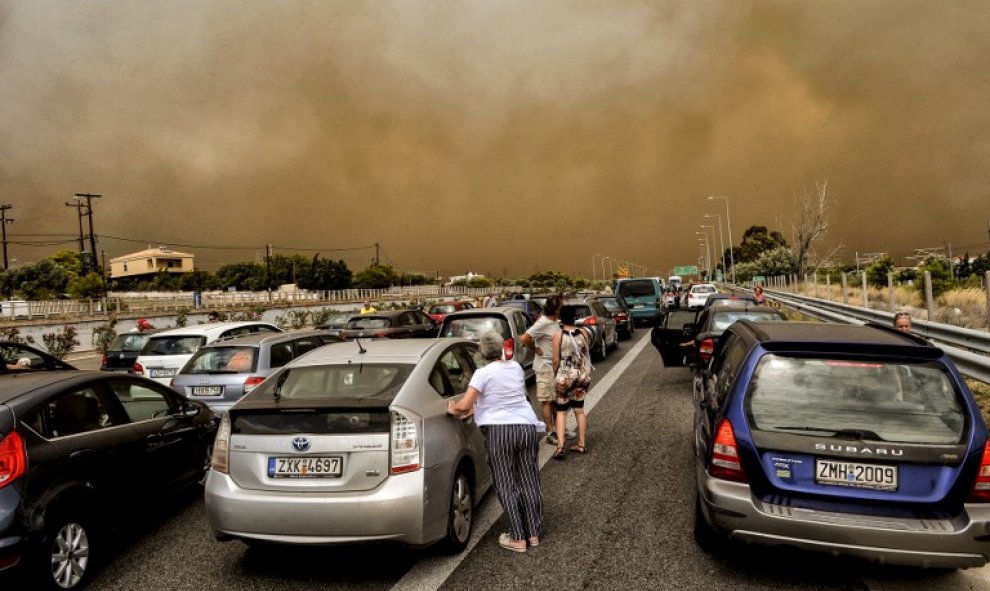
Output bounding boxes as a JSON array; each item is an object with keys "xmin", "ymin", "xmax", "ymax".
[
  {"xmin": 521, "ymin": 294, "xmax": 562, "ymax": 445},
  {"xmin": 447, "ymin": 331, "xmax": 545, "ymax": 553}
]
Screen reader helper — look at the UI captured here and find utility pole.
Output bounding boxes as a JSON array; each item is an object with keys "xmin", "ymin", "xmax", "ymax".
[
  {"xmin": 65, "ymin": 199, "xmax": 87, "ymax": 269},
  {"xmin": 0, "ymin": 205, "xmax": 13, "ymax": 270},
  {"xmin": 74, "ymin": 193, "xmax": 101, "ymax": 274},
  {"xmin": 265, "ymin": 243, "xmax": 273, "ymax": 302},
  {"xmin": 374, "ymin": 242, "xmax": 380, "ymax": 266}
]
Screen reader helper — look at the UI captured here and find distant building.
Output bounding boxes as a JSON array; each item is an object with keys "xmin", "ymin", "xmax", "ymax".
[
  {"xmin": 446, "ymin": 271, "xmax": 485, "ymax": 286},
  {"xmin": 109, "ymin": 246, "xmax": 195, "ymax": 279}
]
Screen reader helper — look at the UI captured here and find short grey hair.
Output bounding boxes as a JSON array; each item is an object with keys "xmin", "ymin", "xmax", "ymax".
[{"xmin": 478, "ymin": 331, "xmax": 504, "ymax": 360}]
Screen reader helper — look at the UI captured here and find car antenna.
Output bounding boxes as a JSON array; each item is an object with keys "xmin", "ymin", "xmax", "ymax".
[{"xmin": 356, "ymin": 339, "xmax": 367, "ymax": 354}]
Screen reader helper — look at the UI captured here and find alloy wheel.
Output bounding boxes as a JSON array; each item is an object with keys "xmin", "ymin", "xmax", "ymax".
[
  {"xmin": 50, "ymin": 522, "xmax": 90, "ymax": 589},
  {"xmin": 449, "ymin": 473, "xmax": 473, "ymax": 544}
]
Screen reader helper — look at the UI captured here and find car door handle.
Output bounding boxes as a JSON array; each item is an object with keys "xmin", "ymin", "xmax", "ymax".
[{"xmin": 69, "ymin": 448, "xmax": 95, "ymax": 459}]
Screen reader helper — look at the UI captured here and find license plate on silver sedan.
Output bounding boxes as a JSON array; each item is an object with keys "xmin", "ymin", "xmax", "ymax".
[
  {"xmin": 150, "ymin": 368, "xmax": 176, "ymax": 378},
  {"xmin": 815, "ymin": 459, "xmax": 897, "ymax": 491},
  {"xmin": 192, "ymin": 386, "xmax": 223, "ymax": 397},
  {"xmin": 268, "ymin": 456, "xmax": 343, "ymax": 478}
]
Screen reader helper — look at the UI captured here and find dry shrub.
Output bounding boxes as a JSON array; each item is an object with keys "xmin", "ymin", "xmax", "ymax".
[{"xmin": 940, "ymin": 288, "xmax": 989, "ymax": 330}]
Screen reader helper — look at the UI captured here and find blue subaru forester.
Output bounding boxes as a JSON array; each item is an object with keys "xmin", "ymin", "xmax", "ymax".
[{"xmin": 693, "ymin": 320, "xmax": 990, "ymax": 568}]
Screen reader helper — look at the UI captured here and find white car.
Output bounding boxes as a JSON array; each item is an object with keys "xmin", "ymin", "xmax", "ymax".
[
  {"xmin": 685, "ymin": 283, "xmax": 718, "ymax": 309},
  {"xmin": 133, "ymin": 321, "xmax": 282, "ymax": 385}
]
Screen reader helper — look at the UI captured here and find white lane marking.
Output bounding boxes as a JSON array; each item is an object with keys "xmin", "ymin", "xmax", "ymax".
[{"xmin": 389, "ymin": 332, "xmax": 653, "ymax": 591}]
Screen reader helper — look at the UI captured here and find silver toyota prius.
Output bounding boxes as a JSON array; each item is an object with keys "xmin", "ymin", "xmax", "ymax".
[{"xmin": 204, "ymin": 338, "xmax": 493, "ymax": 551}]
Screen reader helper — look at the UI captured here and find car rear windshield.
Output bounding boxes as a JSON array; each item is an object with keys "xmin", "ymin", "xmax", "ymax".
[
  {"xmin": 692, "ymin": 285, "xmax": 717, "ymax": 294},
  {"xmin": 710, "ymin": 311, "xmax": 783, "ymax": 332},
  {"xmin": 249, "ymin": 364, "xmax": 413, "ymax": 402},
  {"xmin": 183, "ymin": 346, "xmax": 258, "ymax": 374},
  {"xmin": 617, "ymin": 280, "xmax": 656, "ymax": 297},
  {"xmin": 430, "ymin": 305, "xmax": 456, "ymax": 314},
  {"xmin": 599, "ymin": 299, "xmax": 623, "ymax": 312},
  {"xmin": 563, "ymin": 305, "xmax": 592, "ymax": 319},
  {"xmin": 747, "ymin": 355, "xmax": 966, "ymax": 444},
  {"xmin": 347, "ymin": 317, "xmax": 390, "ymax": 329},
  {"xmin": 109, "ymin": 334, "xmax": 151, "ymax": 352},
  {"xmin": 142, "ymin": 336, "xmax": 206, "ymax": 356},
  {"xmin": 233, "ymin": 410, "xmax": 391, "ymax": 435},
  {"xmin": 441, "ymin": 316, "xmax": 511, "ymax": 340}
]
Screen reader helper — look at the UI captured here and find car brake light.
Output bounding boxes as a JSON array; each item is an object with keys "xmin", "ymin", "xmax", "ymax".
[
  {"xmin": 582, "ymin": 316, "xmax": 597, "ymax": 325},
  {"xmin": 243, "ymin": 375, "xmax": 265, "ymax": 393},
  {"xmin": 391, "ymin": 410, "xmax": 421, "ymax": 474},
  {"xmin": 699, "ymin": 338, "xmax": 715, "ymax": 362},
  {"xmin": 503, "ymin": 337, "xmax": 514, "ymax": 361},
  {"xmin": 101, "ymin": 353, "xmax": 108, "ymax": 367},
  {"xmin": 968, "ymin": 440, "xmax": 990, "ymax": 502},
  {"xmin": 132, "ymin": 362, "xmax": 145, "ymax": 376},
  {"xmin": 377, "ymin": 331, "xmax": 390, "ymax": 338},
  {"xmin": 210, "ymin": 414, "xmax": 230, "ymax": 474},
  {"xmin": 0, "ymin": 431, "xmax": 27, "ymax": 489},
  {"xmin": 709, "ymin": 419, "xmax": 746, "ymax": 482}
]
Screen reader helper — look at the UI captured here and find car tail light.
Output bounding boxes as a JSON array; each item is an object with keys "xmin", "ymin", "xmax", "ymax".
[
  {"xmin": 582, "ymin": 316, "xmax": 598, "ymax": 325},
  {"xmin": 391, "ymin": 410, "xmax": 420, "ymax": 474},
  {"xmin": 503, "ymin": 337, "xmax": 514, "ymax": 360},
  {"xmin": 243, "ymin": 375, "xmax": 265, "ymax": 393},
  {"xmin": 210, "ymin": 414, "xmax": 231, "ymax": 474},
  {"xmin": 709, "ymin": 419, "xmax": 746, "ymax": 482},
  {"xmin": 0, "ymin": 430, "xmax": 26, "ymax": 489},
  {"xmin": 699, "ymin": 338, "xmax": 715, "ymax": 362},
  {"xmin": 377, "ymin": 331, "xmax": 391, "ymax": 338},
  {"xmin": 968, "ymin": 440, "xmax": 990, "ymax": 502},
  {"xmin": 101, "ymin": 353, "xmax": 108, "ymax": 367},
  {"xmin": 132, "ymin": 362, "xmax": 145, "ymax": 376}
]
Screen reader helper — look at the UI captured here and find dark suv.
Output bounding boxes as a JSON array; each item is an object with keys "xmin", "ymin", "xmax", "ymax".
[{"xmin": 693, "ymin": 320, "xmax": 990, "ymax": 568}]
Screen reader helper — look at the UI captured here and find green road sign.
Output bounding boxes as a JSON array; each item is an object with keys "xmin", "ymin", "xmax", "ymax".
[{"xmin": 673, "ymin": 265, "xmax": 699, "ymax": 276}]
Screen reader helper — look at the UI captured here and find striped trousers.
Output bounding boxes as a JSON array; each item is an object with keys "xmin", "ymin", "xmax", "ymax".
[{"xmin": 481, "ymin": 424, "xmax": 543, "ymax": 541}]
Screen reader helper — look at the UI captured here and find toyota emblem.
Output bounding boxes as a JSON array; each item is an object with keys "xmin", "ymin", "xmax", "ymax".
[{"xmin": 291, "ymin": 437, "xmax": 311, "ymax": 452}]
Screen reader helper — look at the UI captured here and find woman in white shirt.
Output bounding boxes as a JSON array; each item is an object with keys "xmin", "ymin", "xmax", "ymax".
[{"xmin": 448, "ymin": 331, "xmax": 544, "ymax": 553}]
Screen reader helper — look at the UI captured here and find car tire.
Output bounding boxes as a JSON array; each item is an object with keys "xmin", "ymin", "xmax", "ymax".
[
  {"xmin": 693, "ymin": 493, "xmax": 726, "ymax": 554},
  {"xmin": 441, "ymin": 470, "xmax": 473, "ymax": 554},
  {"xmin": 660, "ymin": 351, "xmax": 682, "ymax": 367},
  {"xmin": 37, "ymin": 512, "xmax": 96, "ymax": 591}
]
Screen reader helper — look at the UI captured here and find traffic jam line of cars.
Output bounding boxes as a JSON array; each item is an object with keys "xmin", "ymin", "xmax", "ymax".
[{"xmin": 6, "ymin": 282, "xmax": 990, "ymax": 589}]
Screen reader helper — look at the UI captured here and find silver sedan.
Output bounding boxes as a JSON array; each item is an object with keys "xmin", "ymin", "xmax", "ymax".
[{"xmin": 204, "ymin": 338, "xmax": 492, "ymax": 551}]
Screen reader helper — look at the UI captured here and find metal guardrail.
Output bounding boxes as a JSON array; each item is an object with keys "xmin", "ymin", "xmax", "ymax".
[{"xmin": 763, "ymin": 289, "xmax": 990, "ymax": 384}]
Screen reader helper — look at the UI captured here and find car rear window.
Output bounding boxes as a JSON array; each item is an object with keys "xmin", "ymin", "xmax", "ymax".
[
  {"xmin": 617, "ymin": 280, "xmax": 656, "ymax": 297},
  {"xmin": 232, "ymin": 410, "xmax": 391, "ymax": 435},
  {"xmin": 183, "ymin": 346, "xmax": 258, "ymax": 374},
  {"xmin": 249, "ymin": 364, "xmax": 413, "ymax": 402},
  {"xmin": 563, "ymin": 305, "xmax": 592, "ymax": 320},
  {"xmin": 430, "ymin": 305, "xmax": 456, "ymax": 314},
  {"xmin": 441, "ymin": 316, "xmax": 511, "ymax": 340},
  {"xmin": 710, "ymin": 311, "xmax": 783, "ymax": 332},
  {"xmin": 599, "ymin": 299, "xmax": 623, "ymax": 312},
  {"xmin": 142, "ymin": 336, "xmax": 205, "ymax": 356},
  {"xmin": 109, "ymin": 334, "xmax": 151, "ymax": 352},
  {"xmin": 692, "ymin": 285, "xmax": 717, "ymax": 294},
  {"xmin": 747, "ymin": 355, "xmax": 966, "ymax": 444},
  {"xmin": 347, "ymin": 317, "xmax": 390, "ymax": 329}
]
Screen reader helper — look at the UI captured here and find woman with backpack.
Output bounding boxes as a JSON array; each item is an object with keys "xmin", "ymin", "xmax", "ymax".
[{"xmin": 551, "ymin": 305, "xmax": 593, "ymax": 460}]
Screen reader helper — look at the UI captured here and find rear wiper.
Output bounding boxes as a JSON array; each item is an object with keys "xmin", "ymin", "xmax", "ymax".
[
  {"xmin": 773, "ymin": 426, "xmax": 885, "ymax": 441},
  {"xmin": 273, "ymin": 370, "xmax": 289, "ymax": 400}
]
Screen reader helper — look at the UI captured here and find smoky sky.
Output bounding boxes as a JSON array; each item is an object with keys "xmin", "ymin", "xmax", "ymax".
[{"xmin": 2, "ymin": 0, "xmax": 989, "ymax": 278}]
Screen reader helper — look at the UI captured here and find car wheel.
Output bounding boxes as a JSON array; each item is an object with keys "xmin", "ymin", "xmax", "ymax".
[
  {"xmin": 441, "ymin": 470, "xmax": 473, "ymax": 553},
  {"xmin": 39, "ymin": 514, "xmax": 95, "ymax": 591},
  {"xmin": 693, "ymin": 493, "xmax": 726, "ymax": 554},
  {"xmin": 607, "ymin": 331, "xmax": 619, "ymax": 351}
]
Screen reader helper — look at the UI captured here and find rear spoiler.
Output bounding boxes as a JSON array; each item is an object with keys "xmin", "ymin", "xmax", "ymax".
[{"xmin": 231, "ymin": 397, "xmax": 392, "ymax": 413}]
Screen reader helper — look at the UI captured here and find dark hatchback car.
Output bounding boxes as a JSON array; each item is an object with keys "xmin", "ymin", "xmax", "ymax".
[
  {"xmin": 338, "ymin": 309, "xmax": 440, "ymax": 340},
  {"xmin": 683, "ymin": 305, "xmax": 787, "ymax": 368},
  {"xmin": 99, "ymin": 330, "xmax": 164, "ymax": 373},
  {"xmin": 693, "ymin": 321, "xmax": 990, "ymax": 568},
  {"xmin": 561, "ymin": 299, "xmax": 618, "ymax": 362},
  {"xmin": 596, "ymin": 295, "xmax": 634, "ymax": 340},
  {"xmin": 0, "ymin": 371, "xmax": 218, "ymax": 589},
  {"xmin": 1, "ymin": 343, "xmax": 76, "ymax": 374}
]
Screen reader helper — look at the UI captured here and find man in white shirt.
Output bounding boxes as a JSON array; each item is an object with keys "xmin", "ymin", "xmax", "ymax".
[{"xmin": 521, "ymin": 294, "xmax": 562, "ymax": 444}]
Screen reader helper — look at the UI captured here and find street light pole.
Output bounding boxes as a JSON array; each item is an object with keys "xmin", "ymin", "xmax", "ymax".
[
  {"xmin": 696, "ymin": 233, "xmax": 711, "ymax": 278},
  {"xmin": 705, "ymin": 213, "xmax": 726, "ymax": 282},
  {"xmin": 701, "ymin": 224, "xmax": 716, "ymax": 279},
  {"xmin": 708, "ymin": 195, "xmax": 735, "ymax": 284},
  {"xmin": 593, "ymin": 253, "xmax": 599, "ymax": 283}
]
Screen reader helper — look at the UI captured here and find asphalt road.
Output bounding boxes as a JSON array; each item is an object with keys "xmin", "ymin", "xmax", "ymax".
[{"xmin": 13, "ymin": 332, "xmax": 990, "ymax": 590}]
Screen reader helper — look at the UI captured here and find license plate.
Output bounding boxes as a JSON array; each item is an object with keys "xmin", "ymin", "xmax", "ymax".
[
  {"xmin": 633, "ymin": 304, "xmax": 644, "ymax": 309},
  {"xmin": 192, "ymin": 386, "xmax": 223, "ymax": 397},
  {"xmin": 150, "ymin": 368, "xmax": 176, "ymax": 378},
  {"xmin": 815, "ymin": 459, "xmax": 897, "ymax": 491},
  {"xmin": 268, "ymin": 456, "xmax": 343, "ymax": 478}
]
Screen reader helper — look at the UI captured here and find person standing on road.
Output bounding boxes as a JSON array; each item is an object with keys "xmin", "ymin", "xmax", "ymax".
[
  {"xmin": 521, "ymin": 294, "xmax": 562, "ymax": 446},
  {"xmin": 551, "ymin": 305, "xmax": 593, "ymax": 460},
  {"xmin": 359, "ymin": 300, "xmax": 377, "ymax": 315},
  {"xmin": 893, "ymin": 312, "xmax": 913, "ymax": 333},
  {"xmin": 447, "ymin": 331, "xmax": 544, "ymax": 553}
]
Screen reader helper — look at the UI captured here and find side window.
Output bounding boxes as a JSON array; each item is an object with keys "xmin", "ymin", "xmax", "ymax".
[
  {"xmin": 269, "ymin": 342, "xmax": 294, "ymax": 368},
  {"xmin": 513, "ymin": 312, "xmax": 527, "ymax": 336},
  {"xmin": 713, "ymin": 335, "xmax": 747, "ymax": 406},
  {"xmin": 20, "ymin": 409, "xmax": 47, "ymax": 438},
  {"xmin": 400, "ymin": 313, "xmax": 416, "ymax": 327},
  {"xmin": 254, "ymin": 325, "xmax": 280, "ymax": 334},
  {"xmin": 108, "ymin": 380, "xmax": 174, "ymax": 422},
  {"xmin": 429, "ymin": 366, "xmax": 452, "ymax": 397},
  {"xmin": 292, "ymin": 336, "xmax": 323, "ymax": 358},
  {"xmin": 434, "ymin": 346, "xmax": 476, "ymax": 397},
  {"xmin": 221, "ymin": 327, "xmax": 252, "ymax": 339},
  {"xmin": 464, "ymin": 344, "xmax": 485, "ymax": 370},
  {"xmin": 49, "ymin": 387, "xmax": 116, "ymax": 437}
]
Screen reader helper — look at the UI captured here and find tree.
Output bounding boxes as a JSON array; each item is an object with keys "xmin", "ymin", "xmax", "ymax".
[
  {"xmin": 298, "ymin": 256, "xmax": 352, "ymax": 290},
  {"xmin": 918, "ymin": 256, "xmax": 954, "ymax": 298},
  {"xmin": 49, "ymin": 250, "xmax": 85, "ymax": 280},
  {"xmin": 216, "ymin": 262, "xmax": 266, "ymax": 291},
  {"xmin": 865, "ymin": 255, "xmax": 894, "ymax": 288},
  {"xmin": 738, "ymin": 226, "xmax": 788, "ymax": 263},
  {"xmin": 179, "ymin": 270, "xmax": 220, "ymax": 291},
  {"xmin": 790, "ymin": 180, "xmax": 832, "ymax": 276},
  {"xmin": 352, "ymin": 264, "xmax": 400, "ymax": 289},
  {"xmin": 8, "ymin": 259, "xmax": 70, "ymax": 299},
  {"xmin": 67, "ymin": 272, "xmax": 106, "ymax": 299}
]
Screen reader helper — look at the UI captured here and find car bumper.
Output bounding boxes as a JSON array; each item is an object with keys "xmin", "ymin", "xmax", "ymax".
[
  {"xmin": 699, "ymin": 475, "xmax": 990, "ymax": 569},
  {"xmin": 628, "ymin": 307, "xmax": 660, "ymax": 321},
  {"xmin": 204, "ymin": 469, "xmax": 429, "ymax": 545},
  {"xmin": 0, "ymin": 488, "xmax": 25, "ymax": 572}
]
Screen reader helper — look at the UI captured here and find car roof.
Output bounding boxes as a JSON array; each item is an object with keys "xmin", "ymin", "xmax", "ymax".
[
  {"xmin": 734, "ymin": 320, "xmax": 940, "ymax": 357},
  {"xmin": 0, "ymin": 370, "xmax": 110, "ymax": 405},
  {"xmin": 441, "ymin": 307, "xmax": 520, "ymax": 320},
  {"xmin": 290, "ymin": 337, "xmax": 465, "ymax": 366},
  {"xmin": 561, "ymin": 299, "xmax": 592, "ymax": 306},
  {"xmin": 145, "ymin": 321, "xmax": 280, "ymax": 339},
  {"xmin": 195, "ymin": 329, "xmax": 333, "ymax": 349},
  {"xmin": 353, "ymin": 309, "xmax": 420, "ymax": 319}
]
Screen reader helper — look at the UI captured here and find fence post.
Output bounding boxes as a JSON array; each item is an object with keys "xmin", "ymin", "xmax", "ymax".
[
  {"xmin": 813, "ymin": 273, "xmax": 818, "ymax": 299},
  {"xmin": 924, "ymin": 271, "xmax": 934, "ymax": 321},
  {"xmin": 888, "ymin": 272, "xmax": 895, "ymax": 311},
  {"xmin": 826, "ymin": 275, "xmax": 831, "ymax": 302},
  {"xmin": 985, "ymin": 271, "xmax": 990, "ymax": 332},
  {"xmin": 841, "ymin": 273, "xmax": 848, "ymax": 305},
  {"xmin": 861, "ymin": 271, "xmax": 868, "ymax": 308}
]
